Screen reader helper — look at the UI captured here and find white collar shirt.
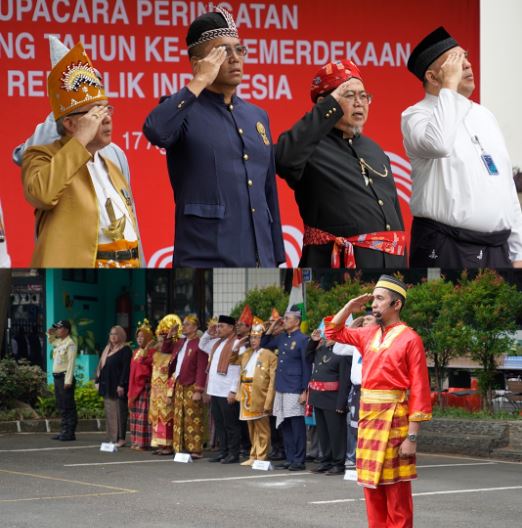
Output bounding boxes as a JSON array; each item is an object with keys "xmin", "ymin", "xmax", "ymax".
[{"xmin": 401, "ymin": 88, "xmax": 522, "ymax": 260}]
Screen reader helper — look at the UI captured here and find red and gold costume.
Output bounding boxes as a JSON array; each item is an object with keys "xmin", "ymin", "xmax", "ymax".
[
  {"xmin": 148, "ymin": 315, "xmax": 182, "ymax": 449},
  {"xmin": 128, "ymin": 337, "xmax": 155, "ymax": 449},
  {"xmin": 325, "ymin": 317, "xmax": 432, "ymax": 528},
  {"xmin": 164, "ymin": 332, "xmax": 208, "ymax": 456}
]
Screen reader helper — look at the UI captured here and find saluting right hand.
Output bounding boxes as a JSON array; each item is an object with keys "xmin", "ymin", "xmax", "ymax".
[
  {"xmin": 73, "ymin": 105, "xmax": 109, "ymax": 147},
  {"xmin": 345, "ymin": 293, "xmax": 373, "ymax": 314},
  {"xmin": 192, "ymin": 46, "xmax": 227, "ymax": 88},
  {"xmin": 438, "ymin": 51, "xmax": 465, "ymax": 91}
]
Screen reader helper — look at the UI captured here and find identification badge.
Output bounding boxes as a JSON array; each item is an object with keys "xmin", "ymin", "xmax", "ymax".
[{"xmin": 481, "ymin": 154, "xmax": 499, "ymax": 176}]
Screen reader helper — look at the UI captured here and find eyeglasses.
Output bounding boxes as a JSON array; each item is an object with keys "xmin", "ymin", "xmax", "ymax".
[
  {"xmin": 220, "ymin": 44, "xmax": 248, "ymax": 58},
  {"xmin": 341, "ymin": 92, "xmax": 373, "ymax": 105},
  {"xmin": 66, "ymin": 105, "xmax": 115, "ymax": 118}
]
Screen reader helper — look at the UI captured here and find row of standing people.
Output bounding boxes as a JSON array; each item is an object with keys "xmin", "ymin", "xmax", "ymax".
[
  {"xmin": 13, "ymin": 6, "xmax": 522, "ymax": 269},
  {"xmin": 48, "ymin": 274, "xmax": 433, "ymax": 527}
]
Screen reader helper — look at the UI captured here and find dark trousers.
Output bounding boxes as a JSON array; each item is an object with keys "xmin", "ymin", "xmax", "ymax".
[
  {"xmin": 53, "ymin": 373, "xmax": 77, "ymax": 437},
  {"xmin": 315, "ymin": 407, "xmax": 347, "ymax": 468},
  {"xmin": 269, "ymin": 415, "xmax": 284, "ymax": 457},
  {"xmin": 280, "ymin": 416, "xmax": 306, "ymax": 465},
  {"xmin": 210, "ymin": 396, "xmax": 240, "ymax": 458}
]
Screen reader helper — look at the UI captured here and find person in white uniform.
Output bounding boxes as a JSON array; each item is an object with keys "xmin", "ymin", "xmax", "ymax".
[{"xmin": 401, "ymin": 26, "xmax": 522, "ymax": 268}]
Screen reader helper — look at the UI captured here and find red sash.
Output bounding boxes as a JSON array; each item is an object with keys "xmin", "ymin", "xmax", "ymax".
[
  {"xmin": 305, "ymin": 380, "xmax": 341, "ymax": 416},
  {"xmin": 303, "ymin": 225, "xmax": 406, "ymax": 268}
]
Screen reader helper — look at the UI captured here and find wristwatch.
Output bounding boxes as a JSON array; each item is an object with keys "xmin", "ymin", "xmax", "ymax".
[{"xmin": 408, "ymin": 433, "xmax": 417, "ymax": 442}]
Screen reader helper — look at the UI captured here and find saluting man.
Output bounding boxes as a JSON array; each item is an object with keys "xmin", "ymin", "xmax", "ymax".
[
  {"xmin": 276, "ymin": 60, "xmax": 406, "ymax": 268},
  {"xmin": 143, "ymin": 6, "xmax": 285, "ymax": 267}
]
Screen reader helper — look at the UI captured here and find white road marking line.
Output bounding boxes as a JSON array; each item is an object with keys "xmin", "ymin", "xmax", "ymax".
[
  {"xmin": 172, "ymin": 472, "xmax": 311, "ymax": 483},
  {"xmin": 309, "ymin": 486, "xmax": 522, "ymax": 505},
  {"xmin": 417, "ymin": 462, "xmax": 496, "ymax": 468},
  {"xmin": 0, "ymin": 445, "xmax": 99, "ymax": 453},
  {"xmin": 65, "ymin": 460, "xmax": 172, "ymax": 467},
  {"xmin": 420, "ymin": 452, "xmax": 522, "ymax": 465}
]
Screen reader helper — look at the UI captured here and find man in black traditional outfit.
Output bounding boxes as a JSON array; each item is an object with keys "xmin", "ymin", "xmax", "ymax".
[{"xmin": 276, "ymin": 60, "xmax": 407, "ymax": 268}]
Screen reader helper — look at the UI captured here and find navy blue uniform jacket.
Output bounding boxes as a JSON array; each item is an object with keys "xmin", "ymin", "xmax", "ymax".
[
  {"xmin": 261, "ymin": 330, "xmax": 311, "ymax": 394},
  {"xmin": 143, "ymin": 87, "xmax": 285, "ymax": 267}
]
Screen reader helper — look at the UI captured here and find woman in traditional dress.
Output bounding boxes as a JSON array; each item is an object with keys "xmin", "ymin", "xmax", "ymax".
[
  {"xmin": 148, "ymin": 314, "xmax": 182, "ymax": 455},
  {"xmin": 128, "ymin": 319, "xmax": 156, "ymax": 450}
]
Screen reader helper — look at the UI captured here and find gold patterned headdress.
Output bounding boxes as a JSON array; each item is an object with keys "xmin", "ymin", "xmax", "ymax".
[
  {"xmin": 156, "ymin": 314, "xmax": 183, "ymax": 337},
  {"xmin": 47, "ymin": 38, "xmax": 107, "ymax": 120},
  {"xmin": 136, "ymin": 318, "xmax": 154, "ymax": 339}
]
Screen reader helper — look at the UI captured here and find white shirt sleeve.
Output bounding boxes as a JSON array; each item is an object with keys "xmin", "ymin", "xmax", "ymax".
[
  {"xmin": 228, "ymin": 364, "xmax": 241, "ymax": 393},
  {"xmin": 507, "ymin": 181, "xmax": 522, "ymax": 261},
  {"xmin": 199, "ymin": 331, "xmax": 217, "ymax": 354},
  {"xmin": 402, "ymin": 89, "xmax": 472, "ymax": 160},
  {"xmin": 12, "ymin": 113, "xmax": 59, "ymax": 166}
]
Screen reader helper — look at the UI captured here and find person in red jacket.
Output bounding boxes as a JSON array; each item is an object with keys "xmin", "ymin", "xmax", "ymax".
[
  {"xmin": 128, "ymin": 320, "xmax": 156, "ymax": 450},
  {"xmin": 325, "ymin": 275, "xmax": 432, "ymax": 528},
  {"xmin": 165, "ymin": 315, "xmax": 208, "ymax": 458}
]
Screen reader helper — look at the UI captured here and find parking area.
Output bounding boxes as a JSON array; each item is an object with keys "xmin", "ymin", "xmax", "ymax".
[{"xmin": 1, "ymin": 432, "xmax": 521, "ymax": 527}]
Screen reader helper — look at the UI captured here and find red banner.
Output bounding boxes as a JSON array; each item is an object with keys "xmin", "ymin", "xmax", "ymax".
[{"xmin": 0, "ymin": 0, "xmax": 480, "ymax": 267}]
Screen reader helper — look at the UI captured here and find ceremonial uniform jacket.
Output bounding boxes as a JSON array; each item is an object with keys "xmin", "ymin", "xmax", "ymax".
[
  {"xmin": 306, "ymin": 340, "xmax": 351, "ymax": 411},
  {"xmin": 261, "ymin": 330, "xmax": 311, "ymax": 394},
  {"xmin": 143, "ymin": 87, "xmax": 285, "ymax": 267},
  {"xmin": 276, "ymin": 95, "xmax": 406, "ymax": 268},
  {"xmin": 164, "ymin": 336, "xmax": 207, "ymax": 392},
  {"xmin": 49, "ymin": 334, "xmax": 77, "ymax": 386},
  {"xmin": 324, "ymin": 320, "xmax": 432, "ymax": 421},
  {"xmin": 21, "ymin": 137, "xmax": 142, "ymax": 268},
  {"xmin": 237, "ymin": 347, "xmax": 277, "ymax": 413}
]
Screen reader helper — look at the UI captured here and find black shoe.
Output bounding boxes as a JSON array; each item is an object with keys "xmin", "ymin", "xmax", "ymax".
[
  {"xmin": 221, "ymin": 455, "xmax": 239, "ymax": 464},
  {"xmin": 59, "ymin": 435, "xmax": 76, "ymax": 441},
  {"xmin": 325, "ymin": 466, "xmax": 345, "ymax": 476},
  {"xmin": 305, "ymin": 455, "xmax": 316, "ymax": 462},
  {"xmin": 52, "ymin": 434, "xmax": 63, "ymax": 440},
  {"xmin": 208, "ymin": 455, "xmax": 225, "ymax": 463},
  {"xmin": 288, "ymin": 463, "xmax": 306, "ymax": 471},
  {"xmin": 269, "ymin": 452, "xmax": 285, "ymax": 461},
  {"xmin": 274, "ymin": 462, "xmax": 291, "ymax": 470},
  {"xmin": 345, "ymin": 463, "xmax": 356, "ymax": 470},
  {"xmin": 311, "ymin": 464, "xmax": 332, "ymax": 474}
]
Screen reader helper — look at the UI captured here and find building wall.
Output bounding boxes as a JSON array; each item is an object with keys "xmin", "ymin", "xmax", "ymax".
[
  {"xmin": 481, "ymin": 0, "xmax": 522, "ymax": 168},
  {"xmin": 212, "ymin": 269, "xmax": 282, "ymax": 316}
]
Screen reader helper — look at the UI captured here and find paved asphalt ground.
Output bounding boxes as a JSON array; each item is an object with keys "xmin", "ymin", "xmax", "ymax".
[{"xmin": 1, "ymin": 432, "xmax": 521, "ymax": 528}]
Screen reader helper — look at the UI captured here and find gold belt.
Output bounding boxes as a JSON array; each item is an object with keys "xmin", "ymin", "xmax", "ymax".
[{"xmin": 361, "ymin": 389, "xmax": 407, "ymax": 403}]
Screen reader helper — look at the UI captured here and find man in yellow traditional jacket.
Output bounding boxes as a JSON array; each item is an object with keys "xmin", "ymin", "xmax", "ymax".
[
  {"xmin": 21, "ymin": 37, "xmax": 141, "ymax": 268},
  {"xmin": 325, "ymin": 275, "xmax": 432, "ymax": 528}
]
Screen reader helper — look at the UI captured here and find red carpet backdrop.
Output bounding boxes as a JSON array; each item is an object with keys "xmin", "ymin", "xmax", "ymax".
[{"xmin": 0, "ymin": 0, "xmax": 479, "ymax": 267}]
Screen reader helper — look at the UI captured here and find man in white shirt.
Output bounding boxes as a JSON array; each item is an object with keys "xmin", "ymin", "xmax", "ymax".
[
  {"xmin": 200, "ymin": 315, "xmax": 241, "ymax": 464},
  {"xmin": 0, "ymin": 200, "xmax": 10, "ymax": 267},
  {"xmin": 401, "ymin": 26, "xmax": 522, "ymax": 268}
]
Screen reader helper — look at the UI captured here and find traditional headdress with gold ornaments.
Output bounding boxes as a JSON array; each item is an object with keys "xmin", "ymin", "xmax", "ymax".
[
  {"xmin": 184, "ymin": 314, "xmax": 200, "ymax": 327},
  {"xmin": 375, "ymin": 275, "xmax": 407, "ymax": 299},
  {"xmin": 135, "ymin": 318, "xmax": 154, "ymax": 339},
  {"xmin": 155, "ymin": 314, "xmax": 183, "ymax": 338},
  {"xmin": 47, "ymin": 36, "xmax": 107, "ymax": 120},
  {"xmin": 250, "ymin": 323, "xmax": 265, "ymax": 337}
]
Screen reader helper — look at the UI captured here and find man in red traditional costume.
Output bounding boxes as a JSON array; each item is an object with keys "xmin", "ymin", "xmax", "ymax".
[
  {"xmin": 164, "ymin": 315, "xmax": 208, "ymax": 458},
  {"xmin": 325, "ymin": 275, "xmax": 432, "ymax": 528}
]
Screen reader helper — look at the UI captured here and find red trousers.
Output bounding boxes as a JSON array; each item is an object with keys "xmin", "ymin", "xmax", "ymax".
[{"xmin": 364, "ymin": 481, "xmax": 413, "ymax": 528}]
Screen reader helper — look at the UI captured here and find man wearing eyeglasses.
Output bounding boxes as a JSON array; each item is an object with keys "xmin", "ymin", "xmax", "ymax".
[
  {"xmin": 21, "ymin": 37, "xmax": 142, "ymax": 268},
  {"xmin": 276, "ymin": 60, "xmax": 406, "ymax": 268},
  {"xmin": 143, "ymin": 6, "xmax": 285, "ymax": 267},
  {"xmin": 402, "ymin": 27, "xmax": 522, "ymax": 268}
]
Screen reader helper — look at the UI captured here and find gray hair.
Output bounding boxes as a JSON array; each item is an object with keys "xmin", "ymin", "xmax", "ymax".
[{"xmin": 56, "ymin": 117, "xmax": 66, "ymax": 136}]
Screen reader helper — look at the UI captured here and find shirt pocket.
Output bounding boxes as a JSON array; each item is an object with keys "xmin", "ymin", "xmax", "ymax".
[{"xmin": 184, "ymin": 203, "xmax": 225, "ymax": 219}]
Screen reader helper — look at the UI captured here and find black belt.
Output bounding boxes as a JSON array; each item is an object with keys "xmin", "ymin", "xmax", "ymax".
[
  {"xmin": 53, "ymin": 372, "xmax": 65, "ymax": 377},
  {"xmin": 96, "ymin": 247, "xmax": 138, "ymax": 261}
]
